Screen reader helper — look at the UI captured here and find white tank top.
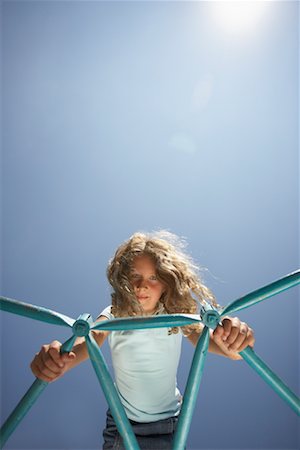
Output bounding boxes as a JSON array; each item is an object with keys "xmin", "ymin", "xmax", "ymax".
[{"xmin": 100, "ymin": 305, "xmax": 183, "ymax": 422}]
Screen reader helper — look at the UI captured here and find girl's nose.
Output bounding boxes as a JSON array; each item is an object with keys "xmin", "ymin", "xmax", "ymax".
[{"xmin": 136, "ymin": 278, "xmax": 148, "ymax": 289}]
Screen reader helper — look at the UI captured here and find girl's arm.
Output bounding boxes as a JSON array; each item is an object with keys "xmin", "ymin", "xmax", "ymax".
[
  {"xmin": 186, "ymin": 316, "xmax": 255, "ymax": 360},
  {"xmin": 30, "ymin": 316, "xmax": 109, "ymax": 382}
]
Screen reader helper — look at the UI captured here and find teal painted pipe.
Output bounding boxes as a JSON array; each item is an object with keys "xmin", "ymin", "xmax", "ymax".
[
  {"xmin": 221, "ymin": 270, "xmax": 300, "ymax": 317},
  {"xmin": 240, "ymin": 347, "xmax": 300, "ymax": 416},
  {"xmin": 0, "ymin": 335, "xmax": 77, "ymax": 449},
  {"xmin": 86, "ymin": 333, "xmax": 140, "ymax": 450},
  {"xmin": 0, "ymin": 379, "xmax": 48, "ymax": 449},
  {"xmin": 92, "ymin": 314, "xmax": 201, "ymax": 332},
  {"xmin": 61, "ymin": 335, "xmax": 77, "ymax": 353},
  {"xmin": 173, "ymin": 326, "xmax": 210, "ymax": 450},
  {"xmin": 0, "ymin": 296, "xmax": 74, "ymax": 327},
  {"xmin": 2, "ymin": 269, "xmax": 300, "ymax": 448}
]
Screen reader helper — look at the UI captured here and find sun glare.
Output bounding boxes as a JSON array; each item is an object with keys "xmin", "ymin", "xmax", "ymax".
[{"xmin": 211, "ymin": 1, "xmax": 267, "ymax": 36}]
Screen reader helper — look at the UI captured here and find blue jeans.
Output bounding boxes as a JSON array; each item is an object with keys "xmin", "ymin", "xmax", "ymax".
[{"xmin": 102, "ymin": 409, "xmax": 179, "ymax": 450}]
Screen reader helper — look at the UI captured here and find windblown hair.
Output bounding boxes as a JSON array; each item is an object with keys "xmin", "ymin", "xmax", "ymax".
[{"xmin": 107, "ymin": 231, "xmax": 217, "ymax": 335}]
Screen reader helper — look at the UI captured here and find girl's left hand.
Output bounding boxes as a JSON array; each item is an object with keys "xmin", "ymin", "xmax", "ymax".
[{"xmin": 212, "ymin": 316, "xmax": 255, "ymax": 360}]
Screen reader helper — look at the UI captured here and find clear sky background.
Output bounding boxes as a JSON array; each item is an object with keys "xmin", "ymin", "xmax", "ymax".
[{"xmin": 1, "ymin": 1, "xmax": 299, "ymax": 449}]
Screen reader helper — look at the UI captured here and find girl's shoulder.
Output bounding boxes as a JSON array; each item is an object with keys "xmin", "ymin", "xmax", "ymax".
[{"xmin": 98, "ymin": 305, "xmax": 114, "ymax": 320}]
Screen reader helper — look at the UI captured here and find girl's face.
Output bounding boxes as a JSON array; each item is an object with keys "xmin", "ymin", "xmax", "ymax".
[{"xmin": 130, "ymin": 255, "xmax": 165, "ymax": 315}]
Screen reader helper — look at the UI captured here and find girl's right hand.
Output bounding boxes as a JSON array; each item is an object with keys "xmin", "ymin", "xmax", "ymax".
[{"xmin": 30, "ymin": 340, "xmax": 76, "ymax": 382}]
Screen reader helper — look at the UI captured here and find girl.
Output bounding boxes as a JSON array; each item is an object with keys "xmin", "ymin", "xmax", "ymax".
[{"xmin": 31, "ymin": 231, "xmax": 255, "ymax": 449}]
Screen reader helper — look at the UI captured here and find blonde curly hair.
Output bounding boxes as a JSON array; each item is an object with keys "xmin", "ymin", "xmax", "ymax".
[{"xmin": 107, "ymin": 230, "xmax": 217, "ymax": 334}]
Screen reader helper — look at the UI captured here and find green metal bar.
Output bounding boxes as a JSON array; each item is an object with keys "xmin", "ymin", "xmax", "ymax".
[
  {"xmin": 85, "ymin": 332, "xmax": 140, "ymax": 450},
  {"xmin": 221, "ymin": 270, "xmax": 300, "ymax": 317},
  {"xmin": 0, "ymin": 337, "xmax": 75, "ymax": 449},
  {"xmin": 61, "ymin": 335, "xmax": 77, "ymax": 353},
  {"xmin": 173, "ymin": 326, "xmax": 210, "ymax": 450},
  {"xmin": 240, "ymin": 347, "xmax": 300, "ymax": 416},
  {"xmin": 92, "ymin": 314, "xmax": 201, "ymax": 332},
  {"xmin": 0, "ymin": 379, "xmax": 47, "ymax": 449},
  {"xmin": 0, "ymin": 296, "xmax": 74, "ymax": 328},
  {"xmin": 1, "ymin": 268, "xmax": 299, "ymax": 448}
]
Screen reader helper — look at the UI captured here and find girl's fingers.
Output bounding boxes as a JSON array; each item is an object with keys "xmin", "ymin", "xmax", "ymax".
[
  {"xmin": 30, "ymin": 360, "xmax": 54, "ymax": 383},
  {"xmin": 41, "ymin": 348, "xmax": 63, "ymax": 374},
  {"xmin": 30, "ymin": 340, "xmax": 76, "ymax": 382},
  {"xmin": 31, "ymin": 353, "xmax": 59, "ymax": 380},
  {"xmin": 31, "ymin": 341, "xmax": 64, "ymax": 379},
  {"xmin": 223, "ymin": 317, "xmax": 242, "ymax": 345},
  {"xmin": 212, "ymin": 317, "xmax": 255, "ymax": 357},
  {"xmin": 224, "ymin": 320, "xmax": 255, "ymax": 352},
  {"xmin": 47, "ymin": 341, "xmax": 76, "ymax": 366},
  {"xmin": 48, "ymin": 341, "xmax": 63, "ymax": 363},
  {"xmin": 227, "ymin": 323, "xmax": 248, "ymax": 351},
  {"xmin": 235, "ymin": 328, "xmax": 255, "ymax": 352}
]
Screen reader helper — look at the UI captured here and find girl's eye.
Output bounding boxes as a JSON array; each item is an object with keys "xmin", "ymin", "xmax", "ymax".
[{"xmin": 149, "ymin": 276, "xmax": 158, "ymax": 281}]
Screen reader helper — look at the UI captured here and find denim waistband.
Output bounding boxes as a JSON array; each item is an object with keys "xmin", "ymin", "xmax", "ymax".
[{"xmin": 106, "ymin": 409, "xmax": 178, "ymax": 436}]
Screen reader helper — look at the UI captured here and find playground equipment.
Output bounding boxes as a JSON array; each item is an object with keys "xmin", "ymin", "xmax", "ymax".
[{"xmin": 1, "ymin": 270, "xmax": 299, "ymax": 449}]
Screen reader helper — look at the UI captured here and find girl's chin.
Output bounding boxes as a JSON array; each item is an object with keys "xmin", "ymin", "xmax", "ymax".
[{"xmin": 139, "ymin": 304, "xmax": 157, "ymax": 315}]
